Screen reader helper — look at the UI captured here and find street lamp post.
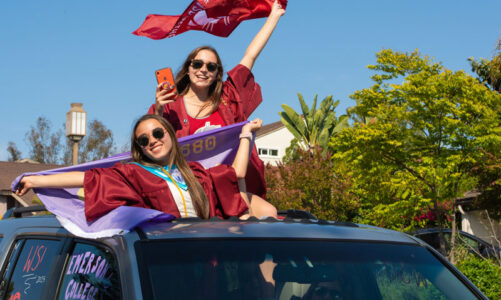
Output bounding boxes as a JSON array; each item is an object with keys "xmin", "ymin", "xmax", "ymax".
[{"xmin": 65, "ymin": 103, "xmax": 87, "ymax": 165}]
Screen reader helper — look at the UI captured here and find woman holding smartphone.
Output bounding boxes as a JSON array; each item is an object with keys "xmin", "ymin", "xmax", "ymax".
[
  {"xmin": 15, "ymin": 115, "xmax": 276, "ymax": 221},
  {"xmin": 149, "ymin": 0, "xmax": 285, "ymax": 199}
]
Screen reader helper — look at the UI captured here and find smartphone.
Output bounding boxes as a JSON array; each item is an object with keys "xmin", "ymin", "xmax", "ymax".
[{"xmin": 155, "ymin": 67, "xmax": 177, "ymax": 93}]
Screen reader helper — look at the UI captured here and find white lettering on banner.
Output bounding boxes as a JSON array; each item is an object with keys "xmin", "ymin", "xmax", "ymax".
[
  {"xmin": 167, "ymin": 2, "xmax": 204, "ymax": 38},
  {"xmin": 190, "ymin": 10, "xmax": 229, "ymax": 32}
]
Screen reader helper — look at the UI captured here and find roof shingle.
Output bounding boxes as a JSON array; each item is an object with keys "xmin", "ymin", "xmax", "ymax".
[{"xmin": 0, "ymin": 161, "xmax": 63, "ymax": 205}]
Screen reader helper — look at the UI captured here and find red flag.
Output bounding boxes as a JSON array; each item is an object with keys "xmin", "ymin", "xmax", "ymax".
[{"xmin": 132, "ymin": 0, "xmax": 287, "ymax": 40}]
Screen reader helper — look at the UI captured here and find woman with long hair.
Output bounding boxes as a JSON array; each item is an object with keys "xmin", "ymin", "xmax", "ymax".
[
  {"xmin": 149, "ymin": 0, "xmax": 286, "ymax": 199},
  {"xmin": 15, "ymin": 114, "xmax": 277, "ymax": 221}
]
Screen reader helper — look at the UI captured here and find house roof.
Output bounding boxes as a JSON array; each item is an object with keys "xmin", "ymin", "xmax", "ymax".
[
  {"xmin": 0, "ymin": 161, "xmax": 63, "ymax": 205},
  {"xmin": 256, "ymin": 120, "xmax": 285, "ymax": 138},
  {"xmin": 455, "ymin": 189, "xmax": 482, "ymax": 206}
]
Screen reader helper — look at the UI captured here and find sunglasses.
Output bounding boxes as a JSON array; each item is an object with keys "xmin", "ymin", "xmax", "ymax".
[
  {"xmin": 190, "ymin": 59, "xmax": 219, "ymax": 73},
  {"xmin": 136, "ymin": 127, "xmax": 166, "ymax": 148}
]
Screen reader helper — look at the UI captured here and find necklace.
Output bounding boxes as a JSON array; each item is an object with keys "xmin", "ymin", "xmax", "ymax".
[
  {"xmin": 155, "ymin": 165, "xmax": 188, "ymax": 218},
  {"xmin": 184, "ymin": 97, "xmax": 214, "ymax": 118},
  {"xmin": 184, "ymin": 94, "xmax": 208, "ymax": 106}
]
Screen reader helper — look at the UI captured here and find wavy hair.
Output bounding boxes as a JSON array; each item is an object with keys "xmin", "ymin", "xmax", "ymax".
[
  {"xmin": 175, "ymin": 46, "xmax": 224, "ymax": 116},
  {"xmin": 131, "ymin": 114, "xmax": 209, "ymax": 219}
]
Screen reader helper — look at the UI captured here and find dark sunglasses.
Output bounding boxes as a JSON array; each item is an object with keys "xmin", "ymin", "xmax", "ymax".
[
  {"xmin": 190, "ymin": 59, "xmax": 219, "ymax": 72},
  {"xmin": 136, "ymin": 127, "xmax": 166, "ymax": 148}
]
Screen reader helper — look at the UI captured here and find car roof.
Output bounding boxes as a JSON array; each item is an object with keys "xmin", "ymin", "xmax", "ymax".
[
  {"xmin": 0, "ymin": 214, "xmax": 64, "ymax": 230},
  {"xmin": 0, "ymin": 213, "xmax": 421, "ymax": 246},
  {"xmin": 136, "ymin": 217, "xmax": 420, "ymax": 244}
]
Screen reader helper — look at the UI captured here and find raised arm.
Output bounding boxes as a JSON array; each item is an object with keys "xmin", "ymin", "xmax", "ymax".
[
  {"xmin": 239, "ymin": 0, "xmax": 285, "ymax": 71},
  {"xmin": 232, "ymin": 119, "xmax": 263, "ymax": 179},
  {"xmin": 15, "ymin": 172, "xmax": 85, "ymax": 196}
]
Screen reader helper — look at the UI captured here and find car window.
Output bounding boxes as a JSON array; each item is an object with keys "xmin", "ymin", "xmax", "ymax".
[
  {"xmin": 0, "ymin": 240, "xmax": 23, "ymax": 299},
  {"xmin": 135, "ymin": 240, "xmax": 479, "ymax": 300},
  {"xmin": 57, "ymin": 242, "xmax": 120, "ymax": 300},
  {"xmin": 2, "ymin": 238, "xmax": 63, "ymax": 300},
  {"xmin": 415, "ymin": 232, "xmax": 441, "ymax": 249},
  {"xmin": 458, "ymin": 234, "xmax": 480, "ymax": 250}
]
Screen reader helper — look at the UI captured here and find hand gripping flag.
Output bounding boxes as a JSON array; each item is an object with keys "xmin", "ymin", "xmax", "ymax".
[
  {"xmin": 133, "ymin": 0, "xmax": 287, "ymax": 39},
  {"xmin": 11, "ymin": 122, "xmax": 253, "ymax": 238}
]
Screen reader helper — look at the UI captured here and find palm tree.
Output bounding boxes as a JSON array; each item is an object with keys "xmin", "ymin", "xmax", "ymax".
[{"xmin": 279, "ymin": 93, "xmax": 349, "ymax": 151}]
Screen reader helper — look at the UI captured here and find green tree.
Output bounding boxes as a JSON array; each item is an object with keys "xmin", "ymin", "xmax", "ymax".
[
  {"xmin": 265, "ymin": 148, "xmax": 358, "ymax": 221},
  {"xmin": 468, "ymin": 37, "xmax": 501, "ymax": 92},
  {"xmin": 279, "ymin": 93, "xmax": 348, "ymax": 152},
  {"xmin": 467, "ymin": 38, "xmax": 501, "ymax": 220},
  {"xmin": 469, "ymin": 150, "xmax": 501, "ymax": 220},
  {"xmin": 79, "ymin": 119, "xmax": 115, "ymax": 163},
  {"xmin": 331, "ymin": 49, "xmax": 501, "ymax": 241},
  {"xmin": 21, "ymin": 117, "xmax": 115, "ymax": 165},
  {"xmin": 6, "ymin": 142, "xmax": 22, "ymax": 162},
  {"xmin": 26, "ymin": 117, "xmax": 63, "ymax": 164}
]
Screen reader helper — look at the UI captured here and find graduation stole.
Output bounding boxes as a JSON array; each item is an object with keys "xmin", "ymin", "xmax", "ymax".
[
  {"xmin": 132, "ymin": 162, "xmax": 190, "ymax": 217},
  {"xmin": 130, "ymin": 163, "xmax": 188, "ymax": 190}
]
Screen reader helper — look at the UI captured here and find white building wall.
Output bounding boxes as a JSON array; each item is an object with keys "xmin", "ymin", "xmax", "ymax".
[
  {"xmin": 0, "ymin": 196, "xmax": 7, "ymax": 218},
  {"xmin": 255, "ymin": 127, "xmax": 294, "ymax": 166},
  {"xmin": 461, "ymin": 209, "xmax": 501, "ymax": 246}
]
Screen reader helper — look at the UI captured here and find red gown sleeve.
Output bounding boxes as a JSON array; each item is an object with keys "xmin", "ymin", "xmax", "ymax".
[
  {"xmin": 222, "ymin": 64, "xmax": 263, "ymax": 122},
  {"xmin": 84, "ymin": 163, "xmax": 146, "ymax": 222},
  {"xmin": 188, "ymin": 162, "xmax": 248, "ymax": 218}
]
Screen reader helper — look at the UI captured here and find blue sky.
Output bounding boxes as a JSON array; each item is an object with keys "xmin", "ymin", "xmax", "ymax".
[{"xmin": 1, "ymin": 0, "xmax": 500, "ymax": 161}]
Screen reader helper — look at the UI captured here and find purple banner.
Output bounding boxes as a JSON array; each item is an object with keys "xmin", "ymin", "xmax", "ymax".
[{"xmin": 11, "ymin": 122, "xmax": 251, "ymax": 238}]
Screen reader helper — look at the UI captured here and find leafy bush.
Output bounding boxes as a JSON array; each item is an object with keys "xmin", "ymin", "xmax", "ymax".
[
  {"xmin": 455, "ymin": 254, "xmax": 501, "ymax": 299},
  {"xmin": 265, "ymin": 148, "xmax": 358, "ymax": 221}
]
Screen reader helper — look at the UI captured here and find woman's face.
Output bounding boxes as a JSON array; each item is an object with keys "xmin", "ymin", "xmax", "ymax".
[
  {"xmin": 188, "ymin": 49, "xmax": 219, "ymax": 91},
  {"xmin": 135, "ymin": 119, "xmax": 172, "ymax": 165}
]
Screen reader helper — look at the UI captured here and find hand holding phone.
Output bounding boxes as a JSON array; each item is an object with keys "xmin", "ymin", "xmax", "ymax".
[
  {"xmin": 154, "ymin": 67, "xmax": 178, "ymax": 115},
  {"xmin": 155, "ymin": 67, "xmax": 177, "ymax": 93}
]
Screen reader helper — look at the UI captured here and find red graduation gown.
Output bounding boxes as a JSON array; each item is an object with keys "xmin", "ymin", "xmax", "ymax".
[
  {"xmin": 148, "ymin": 64, "xmax": 266, "ymax": 199},
  {"xmin": 83, "ymin": 162, "xmax": 248, "ymax": 222}
]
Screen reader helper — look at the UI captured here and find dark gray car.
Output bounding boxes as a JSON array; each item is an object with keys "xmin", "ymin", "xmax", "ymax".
[{"xmin": 0, "ymin": 208, "xmax": 488, "ymax": 299}]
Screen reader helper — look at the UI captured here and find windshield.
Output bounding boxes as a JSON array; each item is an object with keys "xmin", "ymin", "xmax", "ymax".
[{"xmin": 135, "ymin": 239, "xmax": 479, "ymax": 300}]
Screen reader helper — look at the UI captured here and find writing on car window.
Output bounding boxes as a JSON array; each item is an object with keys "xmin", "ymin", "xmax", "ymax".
[
  {"xmin": 57, "ymin": 242, "xmax": 120, "ymax": 300},
  {"xmin": 4, "ymin": 239, "xmax": 62, "ymax": 300}
]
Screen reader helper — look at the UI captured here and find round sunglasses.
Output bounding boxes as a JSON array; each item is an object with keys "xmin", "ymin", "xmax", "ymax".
[
  {"xmin": 136, "ymin": 127, "xmax": 166, "ymax": 148},
  {"xmin": 190, "ymin": 59, "xmax": 219, "ymax": 73}
]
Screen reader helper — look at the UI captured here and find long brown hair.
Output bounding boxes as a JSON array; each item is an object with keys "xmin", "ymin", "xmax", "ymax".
[
  {"xmin": 131, "ymin": 114, "xmax": 210, "ymax": 219},
  {"xmin": 175, "ymin": 46, "xmax": 224, "ymax": 116}
]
